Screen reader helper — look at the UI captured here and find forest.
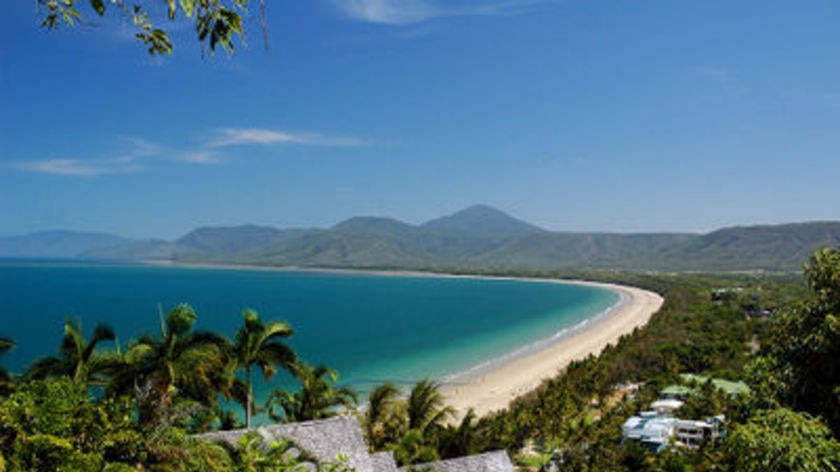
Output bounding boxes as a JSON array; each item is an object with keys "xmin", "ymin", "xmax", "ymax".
[{"xmin": 1, "ymin": 248, "xmax": 839, "ymax": 471}]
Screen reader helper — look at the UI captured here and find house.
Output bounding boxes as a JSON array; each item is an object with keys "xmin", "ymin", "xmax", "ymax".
[
  {"xmin": 196, "ymin": 415, "xmax": 515, "ymax": 472},
  {"xmin": 621, "ymin": 376, "xmax": 734, "ymax": 452},
  {"xmin": 649, "ymin": 398, "xmax": 684, "ymax": 415},
  {"xmin": 622, "ymin": 412, "xmax": 726, "ymax": 452},
  {"xmin": 621, "ymin": 412, "xmax": 676, "ymax": 452},
  {"xmin": 401, "ymin": 450, "xmax": 515, "ymax": 472},
  {"xmin": 679, "ymin": 374, "xmax": 750, "ymax": 396},
  {"xmin": 195, "ymin": 415, "xmax": 382, "ymax": 472},
  {"xmin": 673, "ymin": 416, "xmax": 725, "ymax": 448}
]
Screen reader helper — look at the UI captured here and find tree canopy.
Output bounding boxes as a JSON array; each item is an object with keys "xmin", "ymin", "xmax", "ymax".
[{"xmin": 36, "ymin": 0, "xmax": 267, "ymax": 55}]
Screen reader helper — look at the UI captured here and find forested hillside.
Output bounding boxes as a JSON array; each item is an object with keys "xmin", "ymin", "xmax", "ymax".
[{"xmin": 3, "ymin": 206, "xmax": 839, "ymax": 273}]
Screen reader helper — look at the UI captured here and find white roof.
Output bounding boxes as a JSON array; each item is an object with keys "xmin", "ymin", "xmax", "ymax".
[{"xmin": 651, "ymin": 399, "xmax": 684, "ymax": 411}]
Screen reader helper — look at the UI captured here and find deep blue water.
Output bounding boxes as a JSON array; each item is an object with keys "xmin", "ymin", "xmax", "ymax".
[{"xmin": 0, "ymin": 260, "xmax": 618, "ymax": 403}]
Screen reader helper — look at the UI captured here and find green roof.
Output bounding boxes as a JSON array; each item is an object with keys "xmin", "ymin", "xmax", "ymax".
[
  {"xmin": 680, "ymin": 374, "xmax": 751, "ymax": 395},
  {"xmin": 661, "ymin": 385, "xmax": 695, "ymax": 397}
]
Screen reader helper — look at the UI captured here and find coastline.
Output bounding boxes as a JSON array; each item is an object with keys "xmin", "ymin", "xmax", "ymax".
[
  {"xmin": 5, "ymin": 259, "xmax": 662, "ymax": 418},
  {"xmin": 125, "ymin": 261, "xmax": 664, "ymax": 417},
  {"xmin": 439, "ymin": 281, "xmax": 663, "ymax": 418}
]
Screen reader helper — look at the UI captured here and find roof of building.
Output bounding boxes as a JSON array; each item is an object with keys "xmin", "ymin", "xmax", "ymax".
[
  {"xmin": 195, "ymin": 416, "xmax": 377, "ymax": 472},
  {"xmin": 680, "ymin": 374, "xmax": 751, "ymax": 395},
  {"xmin": 371, "ymin": 451, "xmax": 399, "ymax": 472},
  {"xmin": 195, "ymin": 416, "xmax": 515, "ymax": 472},
  {"xmin": 622, "ymin": 414, "xmax": 676, "ymax": 444},
  {"xmin": 650, "ymin": 399, "xmax": 684, "ymax": 412},
  {"xmin": 660, "ymin": 385, "xmax": 695, "ymax": 397},
  {"xmin": 401, "ymin": 450, "xmax": 515, "ymax": 472}
]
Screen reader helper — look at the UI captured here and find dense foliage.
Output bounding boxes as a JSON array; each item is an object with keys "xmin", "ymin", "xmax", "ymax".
[
  {"xmin": 36, "ymin": 0, "xmax": 263, "ymax": 55},
  {"xmin": 1, "ymin": 247, "xmax": 839, "ymax": 470}
]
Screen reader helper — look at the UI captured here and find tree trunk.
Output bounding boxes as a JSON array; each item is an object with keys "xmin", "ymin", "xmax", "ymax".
[{"xmin": 246, "ymin": 367, "xmax": 252, "ymax": 429}]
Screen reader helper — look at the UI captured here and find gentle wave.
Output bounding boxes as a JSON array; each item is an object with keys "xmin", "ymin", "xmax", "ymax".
[{"xmin": 439, "ymin": 289, "xmax": 627, "ymax": 387}]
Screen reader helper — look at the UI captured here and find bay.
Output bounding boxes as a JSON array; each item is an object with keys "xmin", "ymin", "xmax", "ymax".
[{"xmin": 0, "ymin": 260, "xmax": 618, "ymax": 403}]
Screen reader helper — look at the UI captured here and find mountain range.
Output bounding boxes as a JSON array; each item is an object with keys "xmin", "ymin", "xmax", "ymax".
[{"xmin": 2, "ymin": 205, "xmax": 839, "ymax": 273}]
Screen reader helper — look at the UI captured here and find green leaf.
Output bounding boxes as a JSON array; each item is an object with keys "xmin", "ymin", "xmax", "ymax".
[
  {"xmin": 89, "ymin": 0, "xmax": 105, "ymax": 15},
  {"xmin": 180, "ymin": 0, "xmax": 195, "ymax": 17}
]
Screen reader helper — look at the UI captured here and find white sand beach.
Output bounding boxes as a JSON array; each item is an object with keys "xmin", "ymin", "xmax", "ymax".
[{"xmin": 441, "ymin": 282, "xmax": 663, "ymax": 418}]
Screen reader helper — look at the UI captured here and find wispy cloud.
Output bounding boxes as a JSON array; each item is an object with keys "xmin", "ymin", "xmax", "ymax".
[
  {"xmin": 14, "ymin": 126, "xmax": 370, "ymax": 177},
  {"xmin": 120, "ymin": 136, "xmax": 166, "ymax": 157},
  {"xmin": 694, "ymin": 66, "xmax": 750, "ymax": 98},
  {"xmin": 17, "ymin": 158, "xmax": 141, "ymax": 177},
  {"xmin": 695, "ymin": 67, "xmax": 730, "ymax": 82},
  {"xmin": 177, "ymin": 151, "xmax": 222, "ymax": 164},
  {"xmin": 210, "ymin": 128, "xmax": 370, "ymax": 148},
  {"xmin": 330, "ymin": 0, "xmax": 543, "ymax": 25}
]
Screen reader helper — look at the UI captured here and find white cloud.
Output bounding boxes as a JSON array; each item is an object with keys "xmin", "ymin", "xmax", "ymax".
[
  {"xmin": 211, "ymin": 129, "xmax": 310, "ymax": 146},
  {"xmin": 330, "ymin": 0, "xmax": 543, "ymax": 25},
  {"xmin": 121, "ymin": 136, "xmax": 166, "ymax": 157},
  {"xmin": 13, "ymin": 127, "xmax": 368, "ymax": 177},
  {"xmin": 18, "ymin": 158, "xmax": 140, "ymax": 177},
  {"xmin": 210, "ymin": 128, "xmax": 370, "ymax": 147},
  {"xmin": 178, "ymin": 152, "xmax": 222, "ymax": 164},
  {"xmin": 694, "ymin": 66, "xmax": 750, "ymax": 98},
  {"xmin": 695, "ymin": 67, "xmax": 730, "ymax": 82}
]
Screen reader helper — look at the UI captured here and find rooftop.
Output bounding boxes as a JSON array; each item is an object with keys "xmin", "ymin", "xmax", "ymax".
[
  {"xmin": 402, "ymin": 450, "xmax": 515, "ymax": 472},
  {"xmin": 195, "ymin": 415, "xmax": 515, "ymax": 472}
]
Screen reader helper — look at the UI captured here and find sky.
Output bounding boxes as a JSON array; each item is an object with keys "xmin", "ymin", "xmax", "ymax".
[{"xmin": 1, "ymin": 0, "xmax": 838, "ymax": 239}]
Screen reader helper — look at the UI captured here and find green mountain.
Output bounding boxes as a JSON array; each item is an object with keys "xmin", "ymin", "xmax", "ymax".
[
  {"xmin": 0, "ymin": 230, "xmax": 131, "ymax": 259},
  {"xmin": 4, "ymin": 207, "xmax": 839, "ymax": 272},
  {"xmin": 177, "ymin": 225, "xmax": 318, "ymax": 254},
  {"xmin": 466, "ymin": 232, "xmax": 695, "ymax": 270},
  {"xmin": 653, "ymin": 222, "xmax": 840, "ymax": 271},
  {"xmin": 421, "ymin": 204, "xmax": 545, "ymax": 237},
  {"xmin": 81, "ymin": 239, "xmax": 179, "ymax": 260}
]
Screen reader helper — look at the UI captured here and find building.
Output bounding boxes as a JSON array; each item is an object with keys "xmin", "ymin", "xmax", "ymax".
[
  {"xmin": 621, "ymin": 412, "xmax": 726, "ymax": 452},
  {"xmin": 672, "ymin": 416, "xmax": 725, "ymax": 448},
  {"xmin": 621, "ymin": 412, "xmax": 676, "ymax": 452},
  {"xmin": 196, "ymin": 415, "xmax": 515, "ymax": 472}
]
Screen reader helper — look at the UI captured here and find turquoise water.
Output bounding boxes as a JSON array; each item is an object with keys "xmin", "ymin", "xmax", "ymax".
[{"xmin": 0, "ymin": 260, "xmax": 618, "ymax": 402}]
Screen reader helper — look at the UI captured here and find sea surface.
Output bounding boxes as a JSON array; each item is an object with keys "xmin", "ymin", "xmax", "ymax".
[{"xmin": 0, "ymin": 260, "xmax": 618, "ymax": 404}]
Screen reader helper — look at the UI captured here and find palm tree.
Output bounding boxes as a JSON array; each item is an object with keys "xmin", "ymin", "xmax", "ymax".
[
  {"xmin": 265, "ymin": 363, "xmax": 357, "ymax": 423},
  {"xmin": 112, "ymin": 303, "xmax": 229, "ymax": 424},
  {"xmin": 438, "ymin": 408, "xmax": 484, "ymax": 458},
  {"xmin": 0, "ymin": 336, "xmax": 15, "ymax": 393},
  {"xmin": 232, "ymin": 308, "xmax": 296, "ymax": 428},
  {"xmin": 364, "ymin": 382, "xmax": 407, "ymax": 450},
  {"xmin": 26, "ymin": 318, "xmax": 117, "ymax": 385},
  {"xmin": 406, "ymin": 379, "xmax": 454, "ymax": 438}
]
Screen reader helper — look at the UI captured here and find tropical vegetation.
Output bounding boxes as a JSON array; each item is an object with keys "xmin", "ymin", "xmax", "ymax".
[
  {"xmin": 36, "ymin": 0, "xmax": 264, "ymax": 55},
  {"xmin": 1, "ymin": 247, "xmax": 839, "ymax": 470}
]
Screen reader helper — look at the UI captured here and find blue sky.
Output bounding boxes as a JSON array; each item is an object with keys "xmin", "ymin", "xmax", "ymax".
[{"xmin": 1, "ymin": 0, "xmax": 838, "ymax": 239}]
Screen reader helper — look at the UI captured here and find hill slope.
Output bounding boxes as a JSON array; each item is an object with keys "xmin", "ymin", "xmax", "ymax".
[
  {"xmin": 0, "ymin": 231, "xmax": 132, "ymax": 259},
  {"xmin": 4, "ymin": 207, "xmax": 839, "ymax": 272}
]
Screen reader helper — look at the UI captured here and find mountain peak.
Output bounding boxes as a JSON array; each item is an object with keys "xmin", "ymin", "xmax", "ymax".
[
  {"xmin": 421, "ymin": 205, "xmax": 545, "ymax": 237},
  {"xmin": 333, "ymin": 217, "xmax": 416, "ymax": 235}
]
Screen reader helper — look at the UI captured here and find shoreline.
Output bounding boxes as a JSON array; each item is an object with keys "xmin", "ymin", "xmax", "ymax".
[
  {"xmin": 23, "ymin": 259, "xmax": 662, "ymax": 417},
  {"xmin": 439, "ymin": 281, "xmax": 663, "ymax": 418},
  {"xmin": 144, "ymin": 260, "xmax": 664, "ymax": 417}
]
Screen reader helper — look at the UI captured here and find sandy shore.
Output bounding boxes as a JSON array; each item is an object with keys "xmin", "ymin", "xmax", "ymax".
[{"xmin": 441, "ymin": 281, "xmax": 663, "ymax": 418}]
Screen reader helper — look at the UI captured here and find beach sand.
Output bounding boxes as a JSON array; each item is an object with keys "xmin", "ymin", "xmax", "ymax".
[{"xmin": 441, "ymin": 281, "xmax": 663, "ymax": 418}]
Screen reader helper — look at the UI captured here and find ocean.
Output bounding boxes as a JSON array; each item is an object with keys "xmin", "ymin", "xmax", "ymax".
[{"xmin": 0, "ymin": 260, "xmax": 618, "ymax": 405}]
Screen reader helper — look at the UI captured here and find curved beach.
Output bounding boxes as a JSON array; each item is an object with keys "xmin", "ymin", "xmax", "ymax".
[{"xmin": 441, "ymin": 281, "xmax": 663, "ymax": 417}]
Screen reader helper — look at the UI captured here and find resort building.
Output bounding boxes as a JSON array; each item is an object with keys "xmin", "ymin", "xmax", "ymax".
[
  {"xmin": 621, "ymin": 412, "xmax": 676, "ymax": 452},
  {"xmin": 620, "ymin": 374, "xmax": 737, "ymax": 452},
  {"xmin": 672, "ymin": 416, "xmax": 726, "ymax": 448},
  {"xmin": 621, "ymin": 412, "xmax": 726, "ymax": 452},
  {"xmin": 649, "ymin": 398, "xmax": 684, "ymax": 415},
  {"xmin": 196, "ymin": 415, "xmax": 515, "ymax": 472}
]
